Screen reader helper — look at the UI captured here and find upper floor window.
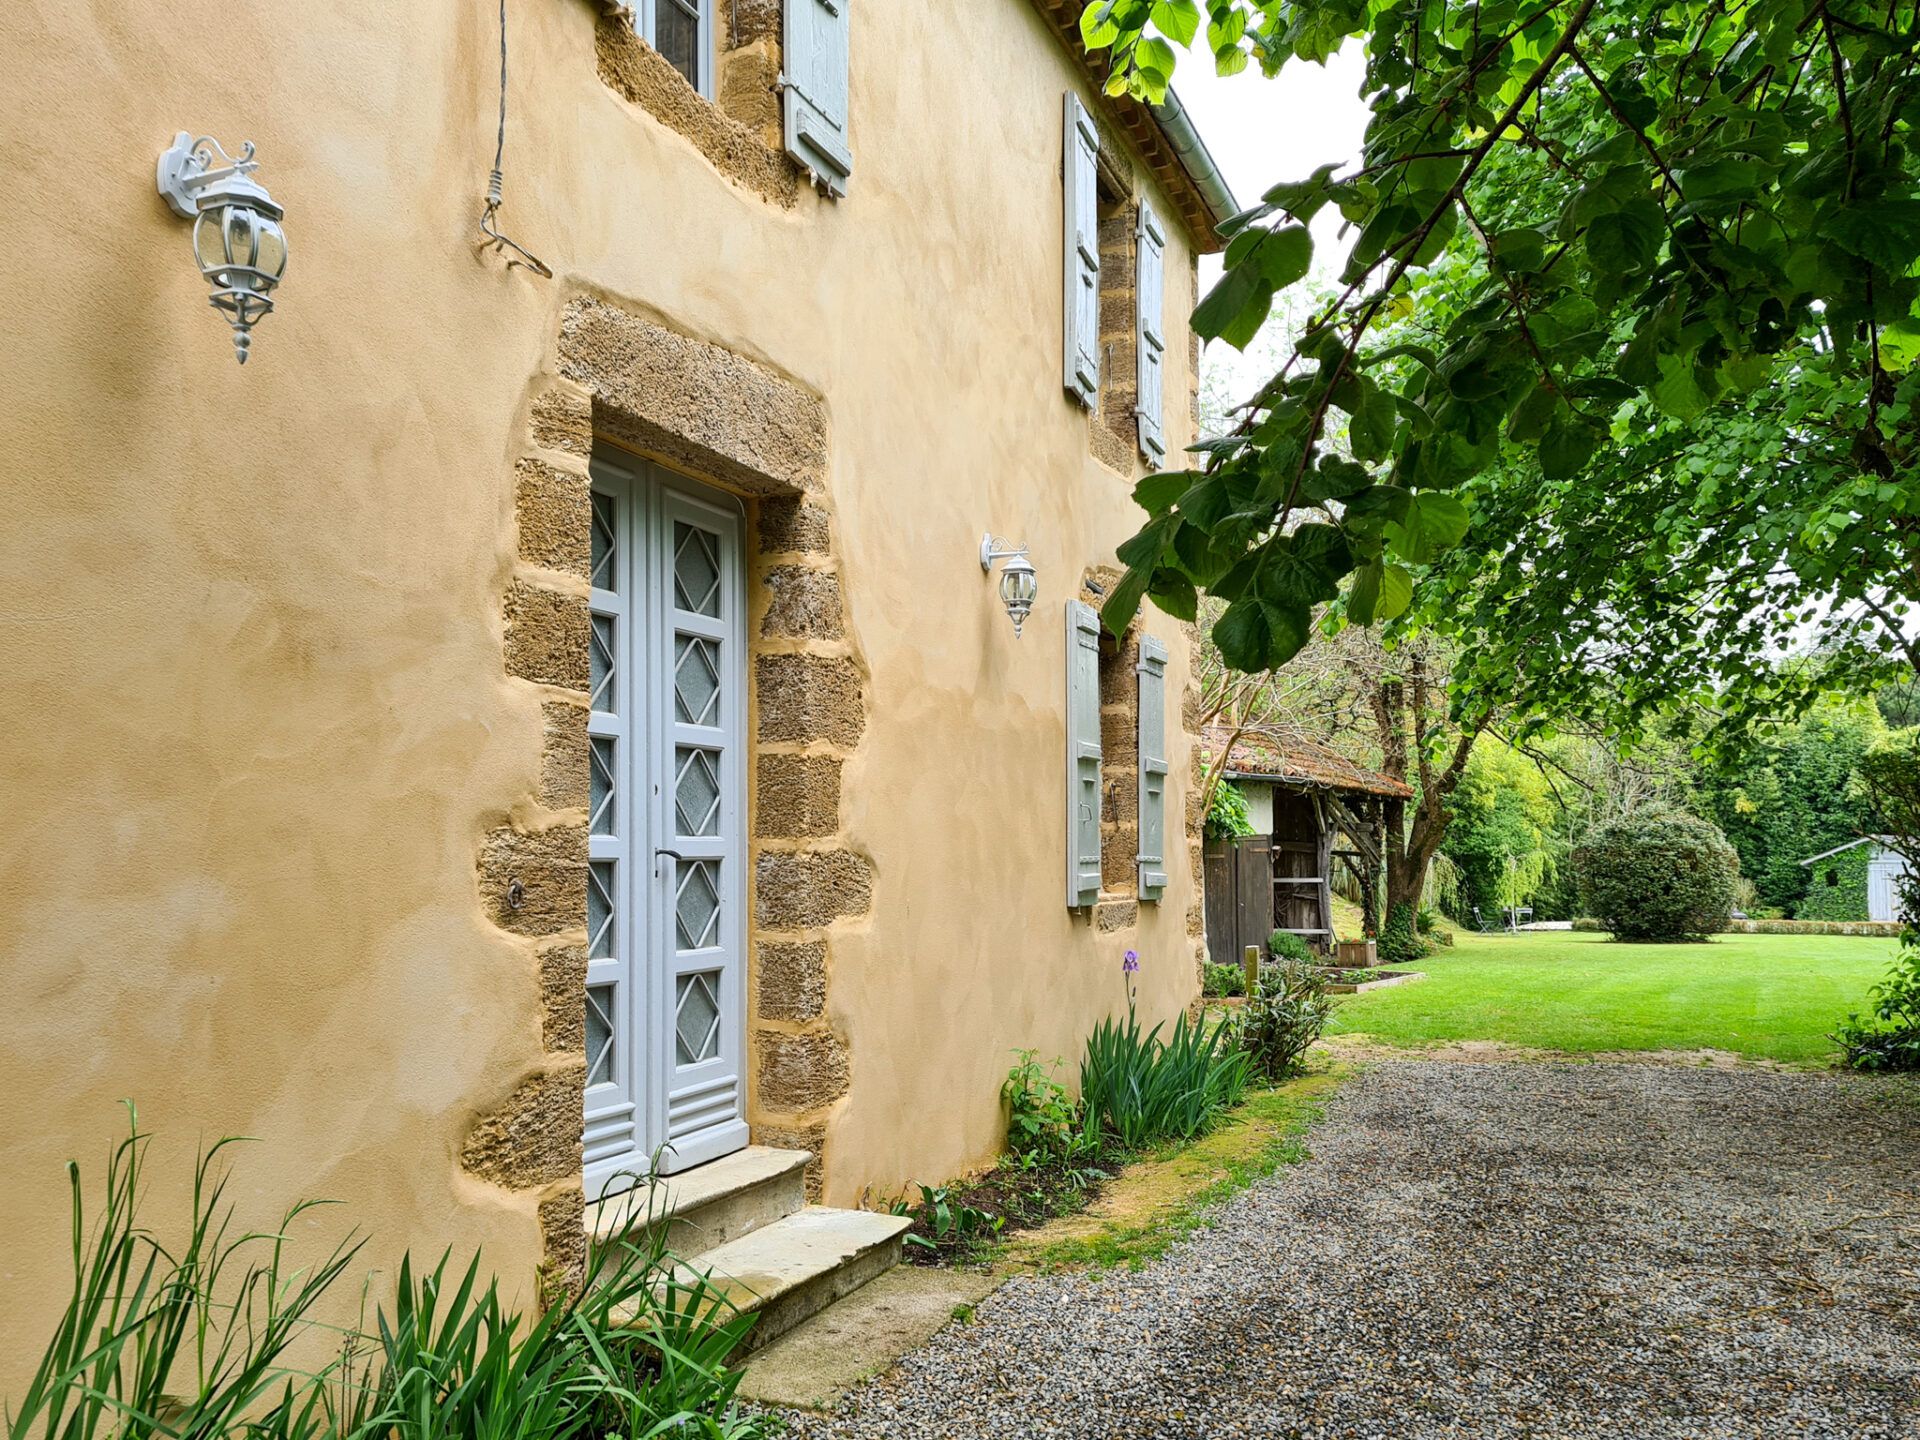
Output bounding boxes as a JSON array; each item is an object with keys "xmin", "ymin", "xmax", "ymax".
[{"xmin": 640, "ymin": 0, "xmax": 713, "ymax": 96}]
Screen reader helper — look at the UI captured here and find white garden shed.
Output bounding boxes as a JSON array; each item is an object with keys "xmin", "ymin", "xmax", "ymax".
[{"xmin": 1799, "ymin": 837, "xmax": 1911, "ymax": 923}]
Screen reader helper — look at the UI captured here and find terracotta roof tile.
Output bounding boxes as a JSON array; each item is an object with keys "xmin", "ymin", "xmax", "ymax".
[{"xmin": 1200, "ymin": 725, "xmax": 1413, "ymax": 799}]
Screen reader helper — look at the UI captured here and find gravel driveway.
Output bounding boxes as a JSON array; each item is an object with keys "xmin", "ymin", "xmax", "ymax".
[{"xmin": 786, "ymin": 1061, "xmax": 1920, "ymax": 1439}]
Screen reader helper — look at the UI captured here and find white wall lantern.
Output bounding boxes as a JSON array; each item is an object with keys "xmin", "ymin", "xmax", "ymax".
[
  {"xmin": 157, "ymin": 133, "xmax": 288, "ymax": 364},
  {"xmin": 979, "ymin": 534, "xmax": 1038, "ymax": 638}
]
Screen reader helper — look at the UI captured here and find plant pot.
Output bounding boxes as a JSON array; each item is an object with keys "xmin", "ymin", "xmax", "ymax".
[{"xmin": 1335, "ymin": 939, "xmax": 1379, "ymax": 969}]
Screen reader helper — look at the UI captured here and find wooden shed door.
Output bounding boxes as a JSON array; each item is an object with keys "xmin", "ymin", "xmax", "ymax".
[{"xmin": 1203, "ymin": 834, "xmax": 1274, "ymax": 963}]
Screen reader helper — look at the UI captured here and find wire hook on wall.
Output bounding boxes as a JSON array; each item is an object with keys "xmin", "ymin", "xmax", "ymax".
[{"xmin": 479, "ymin": 0, "xmax": 553, "ymax": 279}]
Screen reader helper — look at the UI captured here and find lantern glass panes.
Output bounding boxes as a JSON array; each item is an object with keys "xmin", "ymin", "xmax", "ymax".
[{"xmin": 999, "ymin": 554, "xmax": 1038, "ymax": 636}]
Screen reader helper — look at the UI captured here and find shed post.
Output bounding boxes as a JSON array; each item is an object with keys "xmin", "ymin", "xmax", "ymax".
[{"xmin": 1243, "ymin": 944, "xmax": 1260, "ymax": 997}]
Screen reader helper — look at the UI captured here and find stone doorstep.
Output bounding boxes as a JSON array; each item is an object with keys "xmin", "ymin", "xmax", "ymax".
[
  {"xmin": 588, "ymin": 1145, "xmax": 810, "ymax": 1261},
  {"xmin": 671, "ymin": 1206, "xmax": 914, "ymax": 1354}
]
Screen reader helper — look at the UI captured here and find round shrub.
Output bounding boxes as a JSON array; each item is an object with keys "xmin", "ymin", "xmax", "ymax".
[{"xmin": 1577, "ymin": 807, "xmax": 1740, "ymax": 940}]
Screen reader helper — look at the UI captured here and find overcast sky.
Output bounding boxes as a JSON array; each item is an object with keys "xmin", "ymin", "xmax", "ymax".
[{"xmin": 1172, "ymin": 45, "xmax": 1371, "ymax": 399}]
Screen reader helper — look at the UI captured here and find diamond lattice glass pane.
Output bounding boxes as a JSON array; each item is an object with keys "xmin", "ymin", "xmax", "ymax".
[
  {"xmin": 590, "ymin": 737, "xmax": 616, "ymax": 835},
  {"xmin": 591, "ymin": 615, "xmax": 616, "ymax": 712},
  {"xmin": 673, "ymin": 523, "xmax": 722, "ymax": 617},
  {"xmin": 588, "ymin": 862, "xmax": 616, "ymax": 959},
  {"xmin": 586, "ymin": 985, "xmax": 616, "ymax": 1086},
  {"xmin": 656, "ymin": 0, "xmax": 700, "ymax": 88},
  {"xmin": 674, "ymin": 636, "xmax": 720, "ymax": 726},
  {"xmin": 675, "ymin": 860, "xmax": 721, "ymax": 951},
  {"xmin": 675, "ymin": 971, "xmax": 721, "ymax": 1065},
  {"xmin": 590, "ymin": 492, "xmax": 616, "ymax": 591},
  {"xmin": 675, "ymin": 748, "xmax": 721, "ymax": 837}
]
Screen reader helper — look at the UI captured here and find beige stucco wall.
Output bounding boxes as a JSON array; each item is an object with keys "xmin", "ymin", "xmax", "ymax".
[{"xmin": 0, "ymin": 0, "xmax": 1205, "ymax": 1379}]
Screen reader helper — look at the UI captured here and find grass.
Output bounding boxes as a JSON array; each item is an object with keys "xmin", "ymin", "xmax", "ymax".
[
  {"xmin": 1326, "ymin": 927, "xmax": 1898, "ymax": 1064},
  {"xmin": 999, "ymin": 1067, "xmax": 1341, "ymax": 1273}
]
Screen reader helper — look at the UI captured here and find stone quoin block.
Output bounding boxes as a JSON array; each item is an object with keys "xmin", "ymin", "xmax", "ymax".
[
  {"xmin": 718, "ymin": 38, "xmax": 782, "ymax": 146},
  {"xmin": 761, "ymin": 565, "xmax": 845, "ymax": 640},
  {"xmin": 756, "ymin": 849, "xmax": 873, "ymax": 929},
  {"xmin": 756, "ymin": 753, "xmax": 842, "ymax": 839},
  {"xmin": 1187, "ymin": 902, "xmax": 1206, "ymax": 938},
  {"xmin": 537, "ymin": 1182, "xmax": 588, "ymax": 1302},
  {"xmin": 514, "ymin": 458, "xmax": 591, "ymax": 578},
  {"xmin": 460, "ymin": 1064, "xmax": 587, "ymax": 1189},
  {"xmin": 479, "ymin": 823, "xmax": 587, "ymax": 937},
  {"xmin": 751, "ymin": 1118, "xmax": 828, "ymax": 1199},
  {"xmin": 755, "ymin": 940, "xmax": 828, "ymax": 1022},
  {"xmin": 755, "ymin": 1029, "xmax": 851, "ymax": 1112},
  {"xmin": 756, "ymin": 654, "xmax": 865, "ymax": 747},
  {"xmin": 529, "ymin": 385, "xmax": 594, "ymax": 459},
  {"xmin": 1095, "ymin": 899, "xmax": 1140, "ymax": 933},
  {"xmin": 504, "ymin": 580, "xmax": 589, "ymax": 691},
  {"xmin": 758, "ymin": 496, "xmax": 833, "ymax": 555},
  {"xmin": 539, "ymin": 943, "xmax": 588, "ymax": 1053},
  {"xmin": 539, "ymin": 701, "xmax": 590, "ymax": 813},
  {"xmin": 724, "ymin": 0, "xmax": 781, "ymax": 43}
]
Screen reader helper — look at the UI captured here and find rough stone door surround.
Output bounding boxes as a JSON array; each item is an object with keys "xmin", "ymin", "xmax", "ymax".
[{"xmin": 467, "ymin": 293, "xmax": 868, "ymax": 1291}]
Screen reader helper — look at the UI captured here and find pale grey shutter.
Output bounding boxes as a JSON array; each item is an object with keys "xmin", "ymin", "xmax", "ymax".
[
  {"xmin": 1066, "ymin": 600, "xmax": 1103, "ymax": 908},
  {"xmin": 1062, "ymin": 93, "xmax": 1101, "ymax": 408},
  {"xmin": 783, "ymin": 0, "xmax": 851, "ymax": 195},
  {"xmin": 1136, "ymin": 635, "xmax": 1169, "ymax": 901},
  {"xmin": 1135, "ymin": 205, "xmax": 1167, "ymax": 464}
]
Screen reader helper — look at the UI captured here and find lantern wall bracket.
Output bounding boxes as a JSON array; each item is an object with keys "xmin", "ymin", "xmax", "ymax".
[
  {"xmin": 157, "ymin": 133, "xmax": 259, "ymax": 219},
  {"xmin": 979, "ymin": 534, "xmax": 1029, "ymax": 572}
]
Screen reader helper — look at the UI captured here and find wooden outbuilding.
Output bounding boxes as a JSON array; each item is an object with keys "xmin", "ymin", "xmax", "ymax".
[{"xmin": 1200, "ymin": 726, "xmax": 1413, "ymax": 960}]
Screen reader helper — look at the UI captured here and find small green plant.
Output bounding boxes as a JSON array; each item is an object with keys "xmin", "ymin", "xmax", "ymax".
[
  {"xmin": 890, "ymin": 1185, "xmax": 1003, "ymax": 1253},
  {"xmin": 1002, "ymin": 1050, "xmax": 1093, "ymax": 1166},
  {"xmin": 1834, "ymin": 941, "xmax": 1920, "ymax": 1072},
  {"xmin": 1201, "ymin": 961, "xmax": 1246, "ymax": 998},
  {"xmin": 1377, "ymin": 901, "xmax": 1427, "ymax": 964},
  {"xmin": 1205, "ymin": 777, "xmax": 1256, "ymax": 840},
  {"xmin": 8, "ymin": 1109, "xmax": 772, "ymax": 1440},
  {"xmin": 1234, "ymin": 959, "xmax": 1335, "ymax": 1080},
  {"xmin": 1080, "ymin": 1005, "xmax": 1250, "ymax": 1149},
  {"xmin": 1267, "ymin": 930, "xmax": 1313, "ymax": 965}
]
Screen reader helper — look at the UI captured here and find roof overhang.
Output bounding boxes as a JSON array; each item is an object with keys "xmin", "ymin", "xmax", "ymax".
[{"xmin": 1026, "ymin": 1, "xmax": 1240, "ymax": 252}]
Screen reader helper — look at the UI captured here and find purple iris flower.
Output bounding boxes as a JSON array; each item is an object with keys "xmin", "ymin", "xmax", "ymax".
[{"xmin": 1123, "ymin": 949, "xmax": 1140, "ymax": 974}]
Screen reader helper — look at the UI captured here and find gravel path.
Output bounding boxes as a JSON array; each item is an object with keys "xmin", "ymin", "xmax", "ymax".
[{"xmin": 786, "ymin": 1062, "xmax": 1920, "ymax": 1439}]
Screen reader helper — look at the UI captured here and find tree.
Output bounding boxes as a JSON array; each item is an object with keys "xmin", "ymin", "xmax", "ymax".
[{"xmin": 1084, "ymin": 0, "xmax": 1920, "ymax": 744}]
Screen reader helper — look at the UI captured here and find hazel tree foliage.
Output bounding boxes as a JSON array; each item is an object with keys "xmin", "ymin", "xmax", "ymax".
[{"xmin": 1088, "ymin": 0, "xmax": 1920, "ymax": 738}]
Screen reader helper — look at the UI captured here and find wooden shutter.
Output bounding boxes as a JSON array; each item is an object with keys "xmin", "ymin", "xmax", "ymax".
[
  {"xmin": 783, "ymin": 0, "xmax": 851, "ymax": 195},
  {"xmin": 1066, "ymin": 600, "xmax": 1103, "ymax": 907},
  {"xmin": 1062, "ymin": 93, "xmax": 1101, "ymax": 408},
  {"xmin": 1135, "ymin": 204, "xmax": 1167, "ymax": 463},
  {"xmin": 1136, "ymin": 635, "xmax": 1169, "ymax": 901}
]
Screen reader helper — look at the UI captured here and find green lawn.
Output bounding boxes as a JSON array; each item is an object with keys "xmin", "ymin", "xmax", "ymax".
[{"xmin": 1326, "ymin": 928, "xmax": 1898, "ymax": 1064}]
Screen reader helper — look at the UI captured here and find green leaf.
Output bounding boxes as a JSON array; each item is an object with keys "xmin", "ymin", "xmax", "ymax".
[
  {"xmin": 1213, "ymin": 597, "xmax": 1310, "ymax": 670},
  {"xmin": 1376, "ymin": 564, "xmax": 1414, "ymax": 622},
  {"xmin": 1507, "ymin": 381, "xmax": 1560, "ymax": 443},
  {"xmin": 1586, "ymin": 202, "xmax": 1663, "ymax": 277},
  {"xmin": 1303, "ymin": 456, "xmax": 1374, "ymax": 502},
  {"xmin": 1347, "ymin": 559, "xmax": 1383, "ymax": 624},
  {"xmin": 1133, "ymin": 471, "xmax": 1191, "ymax": 514},
  {"xmin": 1149, "ymin": 0, "xmax": 1200, "ymax": 47},
  {"xmin": 1192, "ymin": 266, "xmax": 1274, "ymax": 350},
  {"xmin": 1651, "ymin": 352, "xmax": 1712, "ymax": 420},
  {"xmin": 1491, "ymin": 228, "xmax": 1546, "ymax": 273},
  {"xmin": 1100, "ymin": 564, "xmax": 1152, "ymax": 637},
  {"xmin": 1148, "ymin": 568, "xmax": 1199, "ymax": 622},
  {"xmin": 1116, "ymin": 513, "xmax": 1174, "ymax": 568},
  {"xmin": 1080, "ymin": 2, "xmax": 1119, "ymax": 47},
  {"xmin": 1540, "ymin": 412, "xmax": 1603, "ymax": 479},
  {"xmin": 1261, "ymin": 163, "xmax": 1342, "ymax": 221},
  {"xmin": 1385, "ymin": 492, "xmax": 1469, "ymax": 564},
  {"xmin": 1348, "ymin": 381, "xmax": 1396, "ymax": 462},
  {"xmin": 1250, "ymin": 225, "xmax": 1313, "ymax": 288}
]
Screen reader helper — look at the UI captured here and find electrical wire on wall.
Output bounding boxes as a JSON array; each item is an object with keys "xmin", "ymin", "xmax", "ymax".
[{"xmin": 479, "ymin": 0, "xmax": 553, "ymax": 278}]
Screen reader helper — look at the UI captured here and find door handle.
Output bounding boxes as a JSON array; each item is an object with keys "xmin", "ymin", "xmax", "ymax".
[{"xmin": 654, "ymin": 847, "xmax": 685, "ymax": 862}]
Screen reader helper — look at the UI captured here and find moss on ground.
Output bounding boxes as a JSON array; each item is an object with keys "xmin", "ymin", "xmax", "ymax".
[{"xmin": 996, "ymin": 1065, "xmax": 1344, "ymax": 1274}]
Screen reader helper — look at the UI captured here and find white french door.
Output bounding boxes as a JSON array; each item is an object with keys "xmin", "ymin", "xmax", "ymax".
[{"xmin": 584, "ymin": 448, "xmax": 749, "ymax": 1193}]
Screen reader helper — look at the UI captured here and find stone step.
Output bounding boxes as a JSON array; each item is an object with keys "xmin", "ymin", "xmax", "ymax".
[
  {"xmin": 674, "ymin": 1205, "xmax": 915, "ymax": 1354},
  {"xmin": 590, "ymin": 1145, "xmax": 810, "ymax": 1261}
]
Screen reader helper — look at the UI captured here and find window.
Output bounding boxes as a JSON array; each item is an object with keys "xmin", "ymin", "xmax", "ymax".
[{"xmin": 640, "ymin": 0, "xmax": 712, "ymax": 96}]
